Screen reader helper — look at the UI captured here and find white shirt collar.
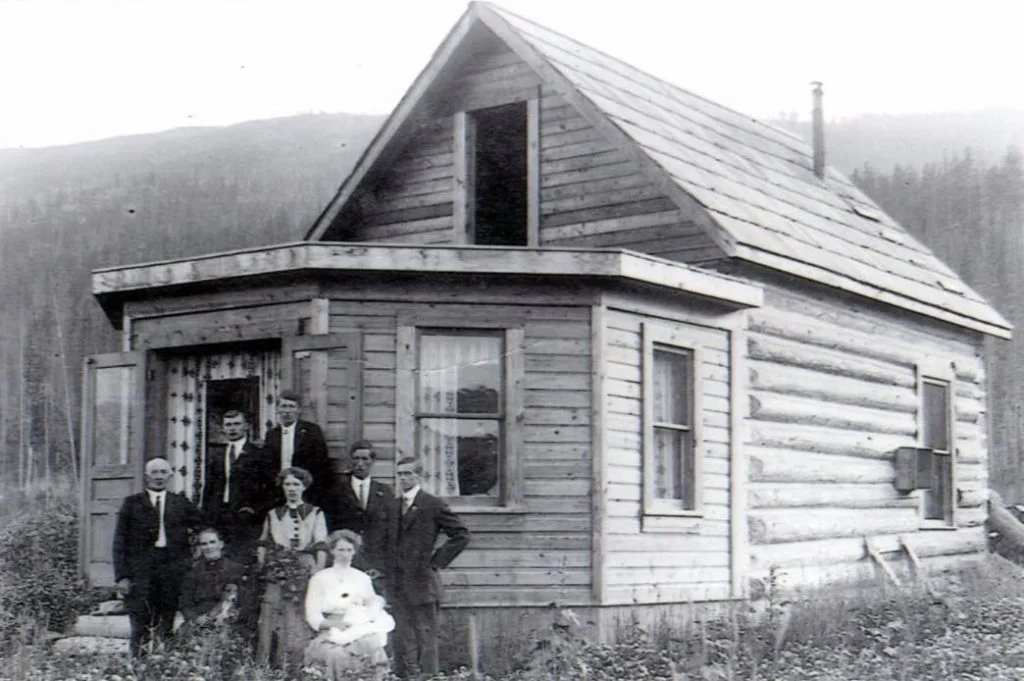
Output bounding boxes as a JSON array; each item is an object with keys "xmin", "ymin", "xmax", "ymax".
[
  {"xmin": 352, "ymin": 475, "xmax": 371, "ymax": 490},
  {"xmin": 281, "ymin": 422, "xmax": 296, "ymax": 432},
  {"xmin": 147, "ymin": 489, "xmax": 166, "ymax": 501},
  {"xmin": 403, "ymin": 486, "xmax": 420, "ymax": 504},
  {"xmin": 226, "ymin": 437, "xmax": 247, "ymax": 451}
]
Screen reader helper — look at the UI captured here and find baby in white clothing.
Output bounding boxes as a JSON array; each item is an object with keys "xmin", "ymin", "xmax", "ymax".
[{"xmin": 326, "ymin": 594, "xmax": 393, "ymax": 648}]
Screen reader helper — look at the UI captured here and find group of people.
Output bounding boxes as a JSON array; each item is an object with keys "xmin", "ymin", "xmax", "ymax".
[{"xmin": 111, "ymin": 390, "xmax": 470, "ymax": 680}]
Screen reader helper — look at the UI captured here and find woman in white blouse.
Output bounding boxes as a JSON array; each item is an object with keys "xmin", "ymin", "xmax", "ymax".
[{"xmin": 304, "ymin": 529, "xmax": 394, "ymax": 679}]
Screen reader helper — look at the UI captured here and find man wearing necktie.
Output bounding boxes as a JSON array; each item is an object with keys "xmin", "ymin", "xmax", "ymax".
[
  {"xmin": 387, "ymin": 457, "xmax": 470, "ymax": 679},
  {"xmin": 113, "ymin": 458, "xmax": 203, "ymax": 657},
  {"xmin": 324, "ymin": 440, "xmax": 392, "ymax": 581},
  {"xmin": 200, "ymin": 410, "xmax": 266, "ymax": 566},
  {"xmin": 263, "ymin": 390, "xmax": 333, "ymax": 511}
]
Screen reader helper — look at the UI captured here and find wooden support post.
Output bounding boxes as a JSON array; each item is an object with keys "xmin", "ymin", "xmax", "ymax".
[
  {"xmin": 900, "ymin": 535, "xmax": 940, "ymax": 600},
  {"xmin": 468, "ymin": 612, "xmax": 482, "ymax": 681},
  {"xmin": 864, "ymin": 536, "xmax": 900, "ymax": 586}
]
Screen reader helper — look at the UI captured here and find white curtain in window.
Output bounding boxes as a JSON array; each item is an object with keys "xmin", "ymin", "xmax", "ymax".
[
  {"xmin": 419, "ymin": 335, "xmax": 497, "ymax": 497},
  {"xmin": 164, "ymin": 350, "xmax": 280, "ymax": 501},
  {"xmin": 652, "ymin": 350, "xmax": 688, "ymax": 500}
]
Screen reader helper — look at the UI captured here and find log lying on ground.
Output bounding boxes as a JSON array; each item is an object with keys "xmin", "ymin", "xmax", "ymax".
[{"xmin": 987, "ymin": 490, "xmax": 1024, "ymax": 563}]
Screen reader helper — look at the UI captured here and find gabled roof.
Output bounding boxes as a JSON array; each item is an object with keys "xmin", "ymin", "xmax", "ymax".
[{"xmin": 306, "ymin": 2, "xmax": 1010, "ymax": 339}]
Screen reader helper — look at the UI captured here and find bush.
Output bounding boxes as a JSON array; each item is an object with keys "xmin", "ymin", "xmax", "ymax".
[{"xmin": 0, "ymin": 479, "xmax": 97, "ymax": 646}]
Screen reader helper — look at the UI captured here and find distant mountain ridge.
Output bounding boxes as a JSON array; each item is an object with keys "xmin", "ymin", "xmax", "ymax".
[
  {"xmin": 772, "ymin": 108, "xmax": 1024, "ymax": 173},
  {"xmin": 2, "ymin": 106, "xmax": 1023, "ymax": 491}
]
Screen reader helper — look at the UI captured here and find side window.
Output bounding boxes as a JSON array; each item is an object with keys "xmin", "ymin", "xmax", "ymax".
[
  {"xmin": 920, "ymin": 374, "xmax": 954, "ymax": 525},
  {"xmin": 643, "ymin": 323, "xmax": 702, "ymax": 517}
]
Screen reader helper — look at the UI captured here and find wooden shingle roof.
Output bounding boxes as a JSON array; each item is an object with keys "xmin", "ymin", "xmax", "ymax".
[{"xmin": 308, "ymin": 2, "xmax": 1010, "ymax": 338}]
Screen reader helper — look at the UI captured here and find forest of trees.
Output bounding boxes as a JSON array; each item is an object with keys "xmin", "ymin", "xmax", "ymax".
[
  {"xmin": 3, "ymin": 110, "xmax": 1024, "ymax": 499},
  {"xmin": 849, "ymin": 148, "xmax": 1024, "ymax": 500},
  {"xmin": 0, "ymin": 113, "xmax": 382, "ymax": 487}
]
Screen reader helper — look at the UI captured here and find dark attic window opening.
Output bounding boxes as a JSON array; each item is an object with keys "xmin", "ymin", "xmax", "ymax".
[{"xmin": 474, "ymin": 101, "xmax": 528, "ymax": 246}]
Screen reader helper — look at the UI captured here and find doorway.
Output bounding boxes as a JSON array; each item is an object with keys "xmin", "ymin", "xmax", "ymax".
[
  {"xmin": 204, "ymin": 377, "xmax": 261, "ymax": 447},
  {"xmin": 162, "ymin": 346, "xmax": 282, "ymax": 502}
]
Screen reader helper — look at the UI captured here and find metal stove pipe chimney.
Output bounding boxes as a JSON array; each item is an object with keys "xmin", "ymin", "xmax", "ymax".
[{"xmin": 812, "ymin": 81, "xmax": 825, "ymax": 179}]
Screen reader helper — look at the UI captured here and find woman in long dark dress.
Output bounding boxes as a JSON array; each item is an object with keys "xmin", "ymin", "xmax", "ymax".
[{"xmin": 255, "ymin": 466, "xmax": 328, "ymax": 671}]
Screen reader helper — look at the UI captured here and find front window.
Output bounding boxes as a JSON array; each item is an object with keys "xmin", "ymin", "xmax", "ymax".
[{"xmin": 416, "ymin": 331, "xmax": 504, "ymax": 501}]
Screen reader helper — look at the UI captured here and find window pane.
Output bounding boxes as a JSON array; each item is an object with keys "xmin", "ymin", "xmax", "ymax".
[
  {"xmin": 92, "ymin": 366, "xmax": 133, "ymax": 466},
  {"xmin": 653, "ymin": 347, "xmax": 691, "ymax": 426},
  {"xmin": 418, "ymin": 418, "xmax": 500, "ymax": 498},
  {"xmin": 653, "ymin": 426, "xmax": 695, "ymax": 508},
  {"xmin": 419, "ymin": 334, "xmax": 502, "ymax": 414},
  {"xmin": 922, "ymin": 380, "xmax": 949, "ymax": 451},
  {"xmin": 924, "ymin": 453, "xmax": 952, "ymax": 521}
]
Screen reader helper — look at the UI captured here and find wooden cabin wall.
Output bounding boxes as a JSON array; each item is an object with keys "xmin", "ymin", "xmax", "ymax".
[
  {"xmin": 339, "ymin": 40, "xmax": 723, "ymax": 263},
  {"xmin": 600, "ymin": 302, "xmax": 734, "ymax": 604},
  {"xmin": 745, "ymin": 282, "xmax": 988, "ymax": 593},
  {"xmin": 536, "ymin": 87, "xmax": 720, "ymax": 263},
  {"xmin": 129, "ymin": 300, "xmax": 310, "ymax": 350},
  {"xmin": 324, "ymin": 286, "xmax": 596, "ymax": 607}
]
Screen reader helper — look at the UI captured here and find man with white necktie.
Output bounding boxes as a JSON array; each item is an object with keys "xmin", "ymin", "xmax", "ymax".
[
  {"xmin": 113, "ymin": 457, "xmax": 203, "ymax": 657},
  {"xmin": 200, "ymin": 409, "xmax": 266, "ymax": 565},
  {"xmin": 263, "ymin": 390, "xmax": 333, "ymax": 510},
  {"xmin": 324, "ymin": 440, "xmax": 392, "ymax": 579}
]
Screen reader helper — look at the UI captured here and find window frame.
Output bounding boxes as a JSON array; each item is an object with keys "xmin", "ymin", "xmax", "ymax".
[
  {"xmin": 396, "ymin": 321, "xmax": 525, "ymax": 512},
  {"xmin": 453, "ymin": 95, "xmax": 540, "ymax": 247},
  {"xmin": 916, "ymin": 358, "xmax": 957, "ymax": 529},
  {"xmin": 642, "ymin": 322, "xmax": 704, "ymax": 523}
]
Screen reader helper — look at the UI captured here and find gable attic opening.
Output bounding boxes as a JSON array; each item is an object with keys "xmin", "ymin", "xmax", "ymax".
[{"xmin": 469, "ymin": 101, "xmax": 528, "ymax": 246}]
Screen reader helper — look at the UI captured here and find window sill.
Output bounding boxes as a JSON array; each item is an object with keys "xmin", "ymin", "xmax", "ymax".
[
  {"xmin": 642, "ymin": 511, "xmax": 704, "ymax": 534},
  {"xmin": 918, "ymin": 520, "xmax": 957, "ymax": 531}
]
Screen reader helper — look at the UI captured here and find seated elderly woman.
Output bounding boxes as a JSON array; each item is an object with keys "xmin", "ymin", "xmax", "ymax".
[
  {"xmin": 178, "ymin": 527, "xmax": 248, "ymax": 633},
  {"xmin": 304, "ymin": 530, "xmax": 395, "ymax": 679}
]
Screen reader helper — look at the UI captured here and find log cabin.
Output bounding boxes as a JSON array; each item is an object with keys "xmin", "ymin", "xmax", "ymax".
[{"xmin": 80, "ymin": 0, "xmax": 1010, "ymax": 652}]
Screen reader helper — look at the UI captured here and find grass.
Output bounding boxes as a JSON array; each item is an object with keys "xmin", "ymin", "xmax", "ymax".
[{"xmin": 4, "ymin": 477, "xmax": 1024, "ymax": 680}]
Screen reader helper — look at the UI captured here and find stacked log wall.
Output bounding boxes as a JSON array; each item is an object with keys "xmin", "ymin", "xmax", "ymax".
[{"xmin": 745, "ymin": 283, "xmax": 989, "ymax": 593}]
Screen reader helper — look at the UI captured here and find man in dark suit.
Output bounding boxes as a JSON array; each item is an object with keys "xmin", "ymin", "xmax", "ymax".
[
  {"xmin": 325, "ymin": 440, "xmax": 392, "ymax": 579},
  {"xmin": 263, "ymin": 389, "xmax": 333, "ymax": 509},
  {"xmin": 113, "ymin": 457, "xmax": 204, "ymax": 657},
  {"xmin": 200, "ymin": 409, "xmax": 265, "ymax": 565},
  {"xmin": 387, "ymin": 457, "xmax": 470, "ymax": 679}
]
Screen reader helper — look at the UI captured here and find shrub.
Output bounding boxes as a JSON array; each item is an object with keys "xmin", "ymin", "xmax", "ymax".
[{"xmin": 0, "ymin": 478, "xmax": 97, "ymax": 646}]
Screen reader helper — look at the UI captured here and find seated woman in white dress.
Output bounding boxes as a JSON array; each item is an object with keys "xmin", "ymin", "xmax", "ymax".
[{"xmin": 304, "ymin": 529, "xmax": 395, "ymax": 679}]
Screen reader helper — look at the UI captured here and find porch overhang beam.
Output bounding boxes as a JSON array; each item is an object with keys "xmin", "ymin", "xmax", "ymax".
[{"xmin": 93, "ymin": 242, "xmax": 763, "ymax": 326}]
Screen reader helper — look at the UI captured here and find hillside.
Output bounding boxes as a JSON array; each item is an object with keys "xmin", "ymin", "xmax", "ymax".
[
  {"xmin": 773, "ymin": 108, "xmax": 1024, "ymax": 174},
  {"xmin": 0, "ymin": 113, "xmax": 383, "ymax": 481},
  {"xmin": 2, "ymin": 107, "xmax": 1024, "ymax": 500}
]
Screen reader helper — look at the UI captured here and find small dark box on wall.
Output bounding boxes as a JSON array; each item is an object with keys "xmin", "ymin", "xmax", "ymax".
[{"xmin": 893, "ymin": 446, "xmax": 934, "ymax": 493}]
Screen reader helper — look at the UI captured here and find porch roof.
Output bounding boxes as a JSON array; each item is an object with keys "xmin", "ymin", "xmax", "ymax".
[{"xmin": 92, "ymin": 242, "xmax": 762, "ymax": 325}]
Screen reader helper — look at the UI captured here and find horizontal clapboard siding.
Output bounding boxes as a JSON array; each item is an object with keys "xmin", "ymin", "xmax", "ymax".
[
  {"xmin": 327, "ymin": 293, "xmax": 593, "ymax": 606},
  {"xmin": 537, "ymin": 88, "xmax": 722, "ymax": 263},
  {"xmin": 601, "ymin": 307, "xmax": 732, "ymax": 604},
  {"xmin": 355, "ymin": 115, "xmax": 455, "ymax": 244},
  {"xmin": 746, "ymin": 283, "xmax": 989, "ymax": 591}
]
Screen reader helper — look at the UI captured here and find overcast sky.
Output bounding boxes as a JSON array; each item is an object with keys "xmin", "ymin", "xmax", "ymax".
[{"xmin": 1, "ymin": 0, "xmax": 1021, "ymax": 149}]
